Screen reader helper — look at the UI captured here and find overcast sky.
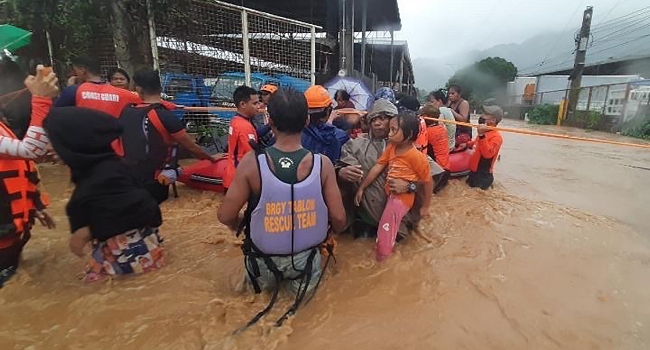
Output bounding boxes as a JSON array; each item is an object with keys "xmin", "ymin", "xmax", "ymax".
[{"xmin": 395, "ymin": 0, "xmax": 648, "ymax": 59}]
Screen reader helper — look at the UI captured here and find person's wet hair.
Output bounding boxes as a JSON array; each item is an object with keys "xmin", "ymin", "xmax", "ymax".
[
  {"xmin": 107, "ymin": 67, "xmax": 130, "ymax": 83},
  {"xmin": 335, "ymin": 89, "xmax": 351, "ymax": 101},
  {"xmin": 0, "ymin": 57, "xmax": 31, "ymax": 138},
  {"xmin": 233, "ymin": 85, "xmax": 258, "ymax": 108},
  {"xmin": 133, "ymin": 69, "xmax": 162, "ymax": 95},
  {"xmin": 428, "ymin": 89, "xmax": 448, "ymax": 105},
  {"xmin": 268, "ymin": 89, "xmax": 308, "ymax": 135},
  {"xmin": 449, "ymin": 84, "xmax": 462, "ymax": 95},
  {"xmin": 396, "ymin": 95, "xmax": 420, "ymax": 113},
  {"xmin": 71, "ymin": 55, "xmax": 102, "ymax": 75},
  {"xmin": 308, "ymin": 109, "xmax": 331, "ymax": 125},
  {"xmin": 394, "ymin": 111, "xmax": 420, "ymax": 142}
]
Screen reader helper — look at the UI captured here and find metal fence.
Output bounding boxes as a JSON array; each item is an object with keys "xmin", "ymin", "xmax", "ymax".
[
  {"xmin": 151, "ymin": 0, "xmax": 319, "ymax": 136},
  {"xmin": 154, "ymin": 0, "xmax": 316, "ymax": 86},
  {"xmin": 507, "ymin": 81, "xmax": 650, "ymax": 131}
]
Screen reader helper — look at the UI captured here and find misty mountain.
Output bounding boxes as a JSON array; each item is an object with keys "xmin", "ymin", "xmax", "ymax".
[
  {"xmin": 413, "ymin": 19, "xmax": 650, "ymax": 91},
  {"xmin": 413, "ymin": 30, "xmax": 576, "ymax": 91}
]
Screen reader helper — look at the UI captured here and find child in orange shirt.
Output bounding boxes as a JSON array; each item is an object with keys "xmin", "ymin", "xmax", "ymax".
[
  {"xmin": 355, "ymin": 112, "xmax": 433, "ymax": 261},
  {"xmin": 419, "ymin": 104, "xmax": 451, "ymax": 193}
]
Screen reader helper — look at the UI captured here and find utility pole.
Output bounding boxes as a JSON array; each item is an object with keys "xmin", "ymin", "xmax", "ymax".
[{"xmin": 567, "ymin": 6, "xmax": 593, "ymax": 120}]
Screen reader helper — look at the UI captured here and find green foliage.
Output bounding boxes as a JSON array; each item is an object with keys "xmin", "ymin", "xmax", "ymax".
[
  {"xmin": 575, "ymin": 111, "xmax": 603, "ymax": 130},
  {"xmin": 3, "ymin": 0, "xmax": 106, "ymax": 61},
  {"xmin": 447, "ymin": 57, "xmax": 518, "ymax": 107},
  {"xmin": 622, "ymin": 121, "xmax": 650, "ymax": 140},
  {"xmin": 527, "ymin": 104, "xmax": 559, "ymax": 125},
  {"xmin": 1, "ymin": 0, "xmax": 188, "ymax": 70},
  {"xmin": 622, "ymin": 113, "xmax": 650, "ymax": 140}
]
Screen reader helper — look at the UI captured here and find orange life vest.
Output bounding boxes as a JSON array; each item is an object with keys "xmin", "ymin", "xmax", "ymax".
[{"xmin": 0, "ymin": 123, "xmax": 44, "ymax": 247}]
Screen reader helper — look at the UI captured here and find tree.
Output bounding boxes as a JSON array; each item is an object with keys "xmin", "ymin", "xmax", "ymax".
[
  {"xmin": 447, "ymin": 57, "xmax": 517, "ymax": 107},
  {"xmin": 1, "ymin": 0, "xmax": 188, "ymax": 78},
  {"xmin": 414, "ymin": 86, "xmax": 428, "ymax": 103}
]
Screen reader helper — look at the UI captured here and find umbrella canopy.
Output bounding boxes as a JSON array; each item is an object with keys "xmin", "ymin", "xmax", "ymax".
[
  {"xmin": 0, "ymin": 24, "xmax": 32, "ymax": 52},
  {"xmin": 324, "ymin": 77, "xmax": 374, "ymax": 111}
]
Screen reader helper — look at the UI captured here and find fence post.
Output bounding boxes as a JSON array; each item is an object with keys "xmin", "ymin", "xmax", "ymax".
[
  {"xmin": 146, "ymin": 0, "xmax": 159, "ymax": 71},
  {"xmin": 619, "ymin": 83, "xmax": 632, "ymax": 123},
  {"xmin": 310, "ymin": 26, "xmax": 316, "ymax": 86},
  {"xmin": 601, "ymin": 85, "xmax": 610, "ymax": 116},
  {"xmin": 241, "ymin": 9, "xmax": 251, "ymax": 86},
  {"xmin": 585, "ymin": 86, "xmax": 593, "ymax": 115}
]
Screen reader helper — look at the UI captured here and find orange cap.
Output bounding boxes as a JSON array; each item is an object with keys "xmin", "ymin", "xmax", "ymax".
[
  {"xmin": 260, "ymin": 84, "xmax": 278, "ymax": 94},
  {"xmin": 304, "ymin": 85, "xmax": 333, "ymax": 110}
]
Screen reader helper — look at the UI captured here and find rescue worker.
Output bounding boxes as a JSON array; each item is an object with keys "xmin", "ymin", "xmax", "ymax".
[
  {"xmin": 467, "ymin": 105, "xmax": 504, "ymax": 190},
  {"xmin": 218, "ymin": 89, "xmax": 345, "ymax": 330},
  {"xmin": 0, "ymin": 65, "xmax": 59, "ymax": 287},
  {"xmin": 222, "ymin": 85, "xmax": 260, "ymax": 190},
  {"xmin": 253, "ymin": 84, "xmax": 277, "ymax": 148},
  {"xmin": 54, "ymin": 56, "xmax": 140, "ymax": 117},
  {"xmin": 302, "ymin": 85, "xmax": 349, "ymax": 162},
  {"xmin": 118, "ymin": 70, "xmax": 219, "ymax": 204}
]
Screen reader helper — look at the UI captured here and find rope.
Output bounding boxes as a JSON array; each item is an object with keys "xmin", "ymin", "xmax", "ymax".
[
  {"xmin": 0, "ymin": 88, "xmax": 28, "ymax": 109},
  {"xmin": 423, "ymin": 117, "xmax": 650, "ymax": 150}
]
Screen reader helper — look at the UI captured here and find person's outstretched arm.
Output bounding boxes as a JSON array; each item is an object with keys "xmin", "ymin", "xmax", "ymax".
[
  {"xmin": 0, "ymin": 66, "xmax": 59, "ymax": 159},
  {"xmin": 218, "ymin": 152, "xmax": 254, "ymax": 232},
  {"xmin": 320, "ymin": 156, "xmax": 346, "ymax": 233}
]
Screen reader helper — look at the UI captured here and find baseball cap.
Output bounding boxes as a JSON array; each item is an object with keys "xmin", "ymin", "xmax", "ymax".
[
  {"xmin": 304, "ymin": 85, "xmax": 333, "ymax": 112},
  {"xmin": 260, "ymin": 84, "xmax": 278, "ymax": 94},
  {"xmin": 483, "ymin": 105, "xmax": 504, "ymax": 121}
]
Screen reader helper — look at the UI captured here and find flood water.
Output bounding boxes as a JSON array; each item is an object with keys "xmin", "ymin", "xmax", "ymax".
[{"xmin": 1, "ymin": 120, "xmax": 650, "ymax": 350}]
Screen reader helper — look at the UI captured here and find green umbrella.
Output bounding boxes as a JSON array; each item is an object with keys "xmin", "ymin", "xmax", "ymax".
[{"xmin": 0, "ymin": 24, "xmax": 32, "ymax": 52}]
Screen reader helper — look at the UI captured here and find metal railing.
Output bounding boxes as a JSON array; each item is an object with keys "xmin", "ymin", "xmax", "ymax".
[{"xmin": 506, "ymin": 81, "xmax": 650, "ymax": 131}]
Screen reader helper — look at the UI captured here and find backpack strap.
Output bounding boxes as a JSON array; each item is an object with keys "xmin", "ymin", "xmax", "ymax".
[{"xmin": 145, "ymin": 107, "xmax": 174, "ymax": 145}]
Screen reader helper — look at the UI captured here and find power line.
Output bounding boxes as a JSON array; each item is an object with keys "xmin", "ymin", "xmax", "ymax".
[
  {"xmin": 535, "ymin": 1, "xmax": 585, "ymax": 70},
  {"xmin": 592, "ymin": 0, "xmax": 624, "ymax": 27},
  {"xmin": 594, "ymin": 13, "xmax": 650, "ymax": 38},
  {"xmin": 590, "ymin": 6, "xmax": 650, "ymax": 33},
  {"xmin": 587, "ymin": 33, "xmax": 650, "ymax": 57},
  {"xmin": 523, "ymin": 32, "xmax": 650, "ymax": 76},
  {"xmin": 593, "ymin": 20, "xmax": 650, "ymax": 45},
  {"xmin": 519, "ymin": 6, "xmax": 650, "ymax": 75},
  {"xmin": 518, "ymin": 49, "xmax": 576, "ymax": 74}
]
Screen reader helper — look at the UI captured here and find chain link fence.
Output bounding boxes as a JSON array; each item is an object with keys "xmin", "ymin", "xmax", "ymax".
[
  {"xmin": 151, "ymin": 0, "xmax": 318, "ymax": 144},
  {"xmin": 506, "ymin": 81, "xmax": 650, "ymax": 132},
  {"xmin": 147, "ymin": 0, "xmax": 318, "ymax": 150}
]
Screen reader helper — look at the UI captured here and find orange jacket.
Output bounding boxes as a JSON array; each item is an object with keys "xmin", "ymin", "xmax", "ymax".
[
  {"xmin": 223, "ymin": 114, "xmax": 258, "ymax": 188},
  {"xmin": 468, "ymin": 130, "xmax": 503, "ymax": 174},
  {"xmin": 426, "ymin": 124, "xmax": 450, "ymax": 170},
  {"xmin": 0, "ymin": 123, "xmax": 47, "ymax": 248}
]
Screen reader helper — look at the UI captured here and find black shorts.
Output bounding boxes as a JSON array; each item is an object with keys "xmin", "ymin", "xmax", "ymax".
[{"xmin": 0, "ymin": 230, "xmax": 31, "ymax": 287}]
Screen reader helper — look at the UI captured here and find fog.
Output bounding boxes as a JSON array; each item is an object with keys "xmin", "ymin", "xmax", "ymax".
[{"xmin": 396, "ymin": 0, "xmax": 648, "ymax": 59}]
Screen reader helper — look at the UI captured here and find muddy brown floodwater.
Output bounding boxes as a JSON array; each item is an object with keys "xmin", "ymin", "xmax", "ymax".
[{"xmin": 1, "ymin": 119, "xmax": 650, "ymax": 350}]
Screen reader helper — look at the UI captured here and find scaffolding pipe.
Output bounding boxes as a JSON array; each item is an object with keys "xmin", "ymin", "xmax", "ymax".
[
  {"xmin": 242, "ymin": 10, "xmax": 251, "ymax": 86},
  {"xmin": 361, "ymin": 0, "xmax": 367, "ymax": 76}
]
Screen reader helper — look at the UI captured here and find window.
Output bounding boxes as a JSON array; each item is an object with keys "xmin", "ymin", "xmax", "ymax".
[{"xmin": 211, "ymin": 77, "xmax": 264, "ymax": 102}]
